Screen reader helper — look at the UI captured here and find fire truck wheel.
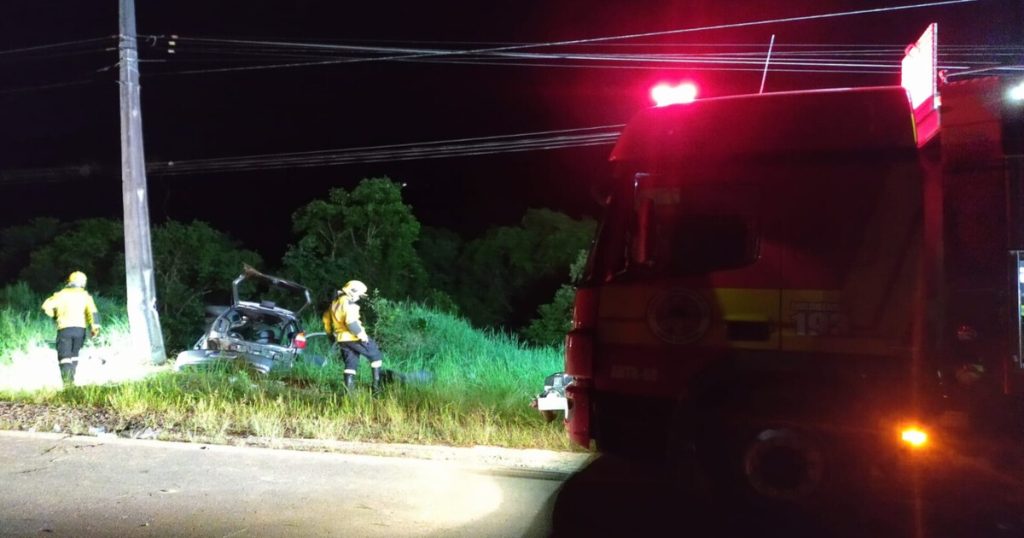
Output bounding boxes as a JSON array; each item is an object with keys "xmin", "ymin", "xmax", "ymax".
[{"xmin": 741, "ymin": 427, "xmax": 826, "ymax": 504}]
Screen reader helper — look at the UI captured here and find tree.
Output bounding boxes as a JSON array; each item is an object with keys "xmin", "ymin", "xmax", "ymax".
[
  {"xmin": 522, "ymin": 249, "xmax": 588, "ymax": 346},
  {"xmin": 0, "ymin": 217, "xmax": 61, "ymax": 285},
  {"xmin": 454, "ymin": 209, "xmax": 596, "ymax": 329},
  {"xmin": 283, "ymin": 177, "xmax": 427, "ymax": 307},
  {"xmin": 147, "ymin": 220, "xmax": 263, "ymax": 351},
  {"xmin": 415, "ymin": 226, "xmax": 463, "ymax": 314},
  {"xmin": 416, "ymin": 226, "xmax": 463, "ymax": 295},
  {"xmin": 20, "ymin": 218, "xmax": 123, "ymax": 294},
  {"xmin": 17, "ymin": 217, "xmax": 261, "ymax": 352}
]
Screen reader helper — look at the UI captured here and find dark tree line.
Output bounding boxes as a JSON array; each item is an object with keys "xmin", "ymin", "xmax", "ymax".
[{"xmin": 0, "ymin": 177, "xmax": 595, "ymax": 351}]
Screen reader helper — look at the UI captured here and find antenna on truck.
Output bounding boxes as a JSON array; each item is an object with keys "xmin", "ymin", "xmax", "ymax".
[{"xmin": 759, "ymin": 34, "xmax": 776, "ymax": 94}]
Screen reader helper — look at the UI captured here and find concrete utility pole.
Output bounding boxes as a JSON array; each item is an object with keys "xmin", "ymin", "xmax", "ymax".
[{"xmin": 119, "ymin": 0, "xmax": 166, "ymax": 364}]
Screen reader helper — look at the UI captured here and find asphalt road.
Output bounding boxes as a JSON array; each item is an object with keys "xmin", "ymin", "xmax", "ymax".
[
  {"xmin": 3, "ymin": 431, "xmax": 1022, "ymax": 538},
  {"xmin": 0, "ymin": 432, "xmax": 582, "ymax": 537}
]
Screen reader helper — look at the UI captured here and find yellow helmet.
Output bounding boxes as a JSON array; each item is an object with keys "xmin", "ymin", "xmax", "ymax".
[
  {"xmin": 342, "ymin": 280, "xmax": 368, "ymax": 299},
  {"xmin": 67, "ymin": 271, "xmax": 87, "ymax": 287}
]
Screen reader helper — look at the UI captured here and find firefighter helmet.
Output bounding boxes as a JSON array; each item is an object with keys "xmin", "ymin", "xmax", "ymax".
[
  {"xmin": 342, "ymin": 280, "xmax": 368, "ymax": 299},
  {"xmin": 67, "ymin": 271, "xmax": 87, "ymax": 288}
]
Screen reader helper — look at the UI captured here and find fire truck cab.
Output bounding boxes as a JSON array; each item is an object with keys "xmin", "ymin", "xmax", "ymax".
[{"xmin": 538, "ymin": 59, "xmax": 1024, "ymax": 505}]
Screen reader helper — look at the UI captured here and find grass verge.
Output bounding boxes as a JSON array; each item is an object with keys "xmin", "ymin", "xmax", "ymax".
[{"xmin": 0, "ymin": 291, "xmax": 573, "ymax": 451}]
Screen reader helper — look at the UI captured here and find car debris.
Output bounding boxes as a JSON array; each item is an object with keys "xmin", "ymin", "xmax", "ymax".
[
  {"xmin": 174, "ymin": 264, "xmax": 326, "ymax": 374},
  {"xmin": 532, "ymin": 372, "xmax": 573, "ymax": 422}
]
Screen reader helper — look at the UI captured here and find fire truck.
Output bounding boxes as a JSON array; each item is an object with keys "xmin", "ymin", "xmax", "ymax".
[{"xmin": 536, "ymin": 26, "xmax": 1024, "ymax": 505}]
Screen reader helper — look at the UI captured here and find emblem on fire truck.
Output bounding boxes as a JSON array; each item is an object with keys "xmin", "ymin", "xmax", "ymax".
[{"xmin": 646, "ymin": 289, "xmax": 711, "ymax": 345}]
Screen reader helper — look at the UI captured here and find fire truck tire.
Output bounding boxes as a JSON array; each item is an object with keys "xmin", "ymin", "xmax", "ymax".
[
  {"xmin": 740, "ymin": 427, "xmax": 826, "ymax": 504},
  {"xmin": 681, "ymin": 390, "xmax": 858, "ymax": 511}
]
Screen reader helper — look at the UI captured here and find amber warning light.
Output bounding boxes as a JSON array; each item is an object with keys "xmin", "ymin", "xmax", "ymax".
[
  {"xmin": 651, "ymin": 82, "xmax": 698, "ymax": 107},
  {"xmin": 900, "ymin": 426, "xmax": 929, "ymax": 449}
]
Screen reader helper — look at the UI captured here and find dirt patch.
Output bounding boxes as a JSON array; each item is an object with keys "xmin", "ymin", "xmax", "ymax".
[{"xmin": 0, "ymin": 401, "xmax": 168, "ymax": 439}]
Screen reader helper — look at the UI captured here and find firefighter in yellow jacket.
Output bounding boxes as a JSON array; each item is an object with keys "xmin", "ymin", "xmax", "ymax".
[
  {"xmin": 41, "ymin": 271, "xmax": 101, "ymax": 384},
  {"xmin": 323, "ymin": 280, "xmax": 384, "ymax": 393}
]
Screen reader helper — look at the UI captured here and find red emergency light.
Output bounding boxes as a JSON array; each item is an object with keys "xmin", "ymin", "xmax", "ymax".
[{"xmin": 651, "ymin": 82, "xmax": 698, "ymax": 107}]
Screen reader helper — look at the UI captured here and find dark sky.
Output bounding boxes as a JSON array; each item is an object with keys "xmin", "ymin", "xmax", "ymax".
[{"xmin": 1, "ymin": 0, "xmax": 1021, "ymax": 262}]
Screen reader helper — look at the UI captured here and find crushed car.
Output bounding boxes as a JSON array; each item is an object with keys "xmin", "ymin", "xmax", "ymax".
[
  {"xmin": 174, "ymin": 264, "xmax": 326, "ymax": 374},
  {"xmin": 532, "ymin": 372, "xmax": 574, "ymax": 423}
]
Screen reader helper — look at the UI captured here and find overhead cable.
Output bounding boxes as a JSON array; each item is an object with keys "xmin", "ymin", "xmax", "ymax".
[
  {"xmin": 0, "ymin": 126, "xmax": 624, "ymax": 183},
  {"xmin": 149, "ymin": 127, "xmax": 624, "ymax": 175},
  {"xmin": 0, "ymin": 36, "xmax": 115, "ymax": 56},
  {"xmin": 150, "ymin": 0, "xmax": 979, "ymax": 75}
]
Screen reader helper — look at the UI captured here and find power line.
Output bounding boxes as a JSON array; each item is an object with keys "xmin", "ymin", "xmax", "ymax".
[
  {"xmin": 0, "ymin": 47, "xmax": 116, "ymax": 63},
  {"xmin": 0, "ymin": 62, "xmax": 118, "ymax": 95},
  {"xmin": 0, "ymin": 126, "xmax": 624, "ymax": 183},
  {"xmin": 147, "ymin": 36, "xmax": 1023, "ymax": 70},
  {"xmin": 148, "ymin": 39, "xmax": 995, "ymax": 76},
  {"xmin": 0, "ymin": 76, "xmax": 106, "ymax": 95},
  {"xmin": 149, "ymin": 126, "xmax": 624, "ymax": 175},
  {"xmin": 149, "ymin": 0, "xmax": 980, "ymax": 76},
  {"xmin": 0, "ymin": 36, "xmax": 115, "ymax": 56},
  {"xmin": 155, "ymin": 35, "xmax": 1022, "ymax": 52}
]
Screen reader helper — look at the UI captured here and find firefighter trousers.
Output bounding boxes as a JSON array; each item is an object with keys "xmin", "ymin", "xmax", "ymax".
[
  {"xmin": 336, "ymin": 339, "xmax": 383, "ymax": 373},
  {"xmin": 55, "ymin": 327, "xmax": 85, "ymax": 383}
]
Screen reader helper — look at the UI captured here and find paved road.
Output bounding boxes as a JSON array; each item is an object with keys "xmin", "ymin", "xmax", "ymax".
[
  {"xmin": 4, "ymin": 431, "xmax": 1022, "ymax": 537},
  {"xmin": 0, "ymin": 432, "xmax": 581, "ymax": 537}
]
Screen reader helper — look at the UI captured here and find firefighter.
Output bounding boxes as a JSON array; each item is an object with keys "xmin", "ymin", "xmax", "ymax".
[
  {"xmin": 322, "ymin": 279, "xmax": 384, "ymax": 394},
  {"xmin": 41, "ymin": 271, "xmax": 101, "ymax": 384}
]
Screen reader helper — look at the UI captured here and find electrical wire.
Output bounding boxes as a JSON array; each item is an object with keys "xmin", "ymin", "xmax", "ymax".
[
  {"xmin": 0, "ymin": 36, "xmax": 115, "ymax": 56},
  {"xmin": 143, "ymin": 34, "xmax": 1008, "ymax": 77},
  {"xmin": 0, "ymin": 37, "xmax": 118, "ymax": 94},
  {"xmin": 0, "ymin": 62, "xmax": 118, "ymax": 95},
  {"xmin": 382, "ymin": 56, "xmax": 903, "ymax": 75},
  {"xmin": 148, "ymin": 127, "xmax": 624, "ymax": 175},
  {"xmin": 148, "ymin": 0, "xmax": 980, "ymax": 76},
  {"xmin": 0, "ymin": 47, "xmax": 116, "ymax": 63},
  {"xmin": 0, "ymin": 78, "xmax": 94, "ymax": 95},
  {"xmin": 144, "ymin": 44, "xmax": 976, "ymax": 76},
  {"xmin": 0, "ymin": 126, "xmax": 624, "ymax": 184},
  {"xmin": 147, "ymin": 37, "xmax": 1022, "ymax": 66},
  {"xmin": 2, "ymin": 0, "xmax": 1012, "ymax": 182}
]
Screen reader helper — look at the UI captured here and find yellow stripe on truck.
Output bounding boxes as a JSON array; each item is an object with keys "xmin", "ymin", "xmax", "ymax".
[
  {"xmin": 597, "ymin": 286, "xmax": 780, "ymax": 350},
  {"xmin": 597, "ymin": 286, "xmax": 905, "ymax": 356}
]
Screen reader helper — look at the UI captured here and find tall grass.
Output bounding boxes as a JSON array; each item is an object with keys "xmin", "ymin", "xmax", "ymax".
[
  {"xmin": 0, "ymin": 286, "xmax": 571, "ymax": 450},
  {"xmin": 0, "ymin": 282, "xmax": 134, "ymax": 365},
  {"xmin": 0, "ymin": 282, "xmax": 51, "ymax": 363}
]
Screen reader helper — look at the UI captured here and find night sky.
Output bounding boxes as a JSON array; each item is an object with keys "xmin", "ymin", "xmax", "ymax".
[{"xmin": 1, "ymin": 0, "xmax": 1021, "ymax": 262}]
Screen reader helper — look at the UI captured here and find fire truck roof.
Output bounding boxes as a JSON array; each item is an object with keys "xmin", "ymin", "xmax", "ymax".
[{"xmin": 610, "ymin": 86, "xmax": 918, "ymax": 164}]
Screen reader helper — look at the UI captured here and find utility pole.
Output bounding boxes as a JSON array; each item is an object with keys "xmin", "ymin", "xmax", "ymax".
[{"xmin": 119, "ymin": 0, "xmax": 166, "ymax": 364}]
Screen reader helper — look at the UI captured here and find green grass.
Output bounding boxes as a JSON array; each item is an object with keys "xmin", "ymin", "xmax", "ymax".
[
  {"xmin": 0, "ymin": 286, "xmax": 572, "ymax": 450},
  {"xmin": 0, "ymin": 282, "xmax": 53, "ymax": 363}
]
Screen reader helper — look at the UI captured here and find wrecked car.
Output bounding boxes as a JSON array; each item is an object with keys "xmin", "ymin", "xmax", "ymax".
[{"xmin": 174, "ymin": 265, "xmax": 326, "ymax": 374}]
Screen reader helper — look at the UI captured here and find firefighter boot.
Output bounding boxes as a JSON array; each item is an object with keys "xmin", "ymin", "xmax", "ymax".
[
  {"xmin": 59, "ymin": 358, "xmax": 77, "ymax": 385},
  {"xmin": 371, "ymin": 367, "xmax": 382, "ymax": 397},
  {"xmin": 344, "ymin": 373, "xmax": 356, "ymax": 392}
]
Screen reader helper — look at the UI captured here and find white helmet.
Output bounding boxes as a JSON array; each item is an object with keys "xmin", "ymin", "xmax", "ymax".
[{"xmin": 342, "ymin": 280, "xmax": 368, "ymax": 300}]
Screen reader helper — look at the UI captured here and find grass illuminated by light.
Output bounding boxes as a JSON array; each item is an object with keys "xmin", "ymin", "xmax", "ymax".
[{"xmin": 1, "ymin": 287, "xmax": 571, "ymax": 451}]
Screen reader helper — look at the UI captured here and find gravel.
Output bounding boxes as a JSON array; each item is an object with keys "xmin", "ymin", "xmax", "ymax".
[{"xmin": 0, "ymin": 400, "xmax": 592, "ymax": 474}]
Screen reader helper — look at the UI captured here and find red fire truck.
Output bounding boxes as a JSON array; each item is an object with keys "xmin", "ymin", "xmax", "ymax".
[{"xmin": 536, "ymin": 28, "xmax": 1024, "ymax": 505}]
